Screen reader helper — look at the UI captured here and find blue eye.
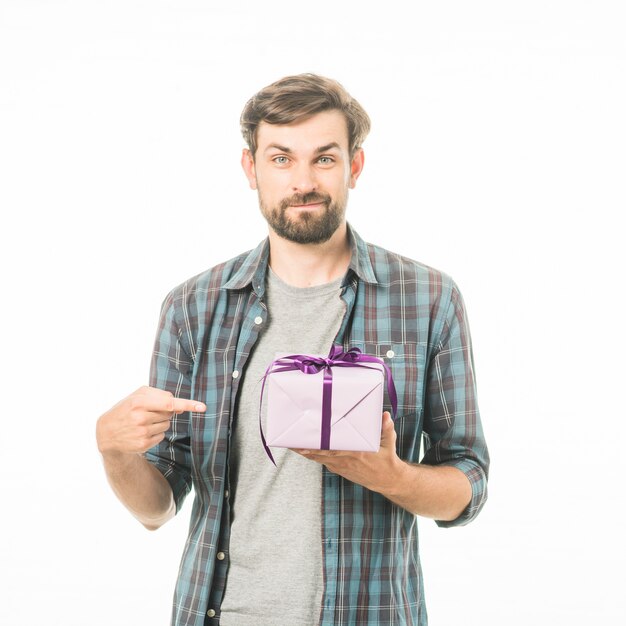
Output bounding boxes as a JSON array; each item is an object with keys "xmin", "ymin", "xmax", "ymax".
[
  {"xmin": 318, "ymin": 156, "xmax": 334, "ymax": 165},
  {"xmin": 273, "ymin": 156, "xmax": 289, "ymax": 164}
]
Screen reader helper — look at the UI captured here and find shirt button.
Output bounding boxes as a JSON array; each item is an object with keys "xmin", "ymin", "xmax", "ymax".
[
  {"xmin": 216, "ymin": 551, "xmax": 226, "ymax": 561},
  {"xmin": 232, "ymin": 370, "xmax": 239, "ymax": 379},
  {"xmin": 224, "ymin": 490, "xmax": 229, "ymax": 498},
  {"xmin": 254, "ymin": 316, "xmax": 263, "ymax": 325},
  {"xmin": 207, "ymin": 609, "xmax": 216, "ymax": 617},
  {"xmin": 386, "ymin": 349, "xmax": 395, "ymax": 358}
]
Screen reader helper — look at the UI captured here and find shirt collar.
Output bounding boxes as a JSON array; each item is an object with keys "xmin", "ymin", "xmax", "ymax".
[
  {"xmin": 223, "ymin": 237, "xmax": 270, "ymax": 296},
  {"xmin": 346, "ymin": 222, "xmax": 378, "ymax": 285},
  {"xmin": 223, "ymin": 222, "xmax": 378, "ymax": 296}
]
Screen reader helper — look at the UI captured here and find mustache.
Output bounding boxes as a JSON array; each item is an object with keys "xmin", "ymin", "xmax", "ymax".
[{"xmin": 279, "ymin": 192, "xmax": 331, "ymax": 211}]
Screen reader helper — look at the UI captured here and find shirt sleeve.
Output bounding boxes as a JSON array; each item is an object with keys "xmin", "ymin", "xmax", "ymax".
[
  {"xmin": 143, "ymin": 289, "xmax": 194, "ymax": 513},
  {"xmin": 422, "ymin": 280, "xmax": 489, "ymax": 528}
]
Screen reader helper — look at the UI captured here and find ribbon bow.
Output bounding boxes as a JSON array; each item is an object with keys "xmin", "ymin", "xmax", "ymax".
[{"xmin": 259, "ymin": 345, "xmax": 398, "ymax": 465}]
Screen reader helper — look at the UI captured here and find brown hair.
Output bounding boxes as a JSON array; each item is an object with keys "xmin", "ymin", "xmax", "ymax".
[{"xmin": 240, "ymin": 73, "xmax": 371, "ymax": 157}]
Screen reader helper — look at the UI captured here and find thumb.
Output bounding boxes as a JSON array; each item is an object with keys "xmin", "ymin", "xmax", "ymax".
[{"xmin": 380, "ymin": 411, "xmax": 395, "ymax": 444}]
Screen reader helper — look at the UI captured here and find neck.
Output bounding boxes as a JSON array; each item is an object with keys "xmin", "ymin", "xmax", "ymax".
[{"xmin": 267, "ymin": 222, "xmax": 351, "ymax": 288}]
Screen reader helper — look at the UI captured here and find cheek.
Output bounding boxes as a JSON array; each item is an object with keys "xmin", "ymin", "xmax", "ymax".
[
  {"xmin": 334, "ymin": 169, "xmax": 353, "ymax": 191},
  {"xmin": 257, "ymin": 170, "xmax": 292, "ymax": 194}
]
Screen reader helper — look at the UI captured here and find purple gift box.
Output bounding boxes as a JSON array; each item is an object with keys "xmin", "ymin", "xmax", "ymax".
[{"xmin": 260, "ymin": 346, "xmax": 397, "ymax": 463}]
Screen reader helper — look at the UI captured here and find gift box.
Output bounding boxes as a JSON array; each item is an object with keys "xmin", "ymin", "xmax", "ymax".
[{"xmin": 260, "ymin": 346, "xmax": 396, "ymax": 462}]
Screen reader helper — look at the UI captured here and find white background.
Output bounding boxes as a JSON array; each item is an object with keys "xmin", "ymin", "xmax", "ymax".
[{"xmin": 1, "ymin": 1, "xmax": 624, "ymax": 624}]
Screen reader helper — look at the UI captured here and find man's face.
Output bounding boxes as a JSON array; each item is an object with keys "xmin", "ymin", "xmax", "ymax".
[{"xmin": 241, "ymin": 110, "xmax": 364, "ymax": 244}]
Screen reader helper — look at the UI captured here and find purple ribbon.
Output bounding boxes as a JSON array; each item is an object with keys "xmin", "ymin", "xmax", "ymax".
[{"xmin": 259, "ymin": 345, "xmax": 398, "ymax": 465}]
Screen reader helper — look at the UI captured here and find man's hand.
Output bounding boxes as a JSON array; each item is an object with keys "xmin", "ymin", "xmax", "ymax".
[
  {"xmin": 292, "ymin": 411, "xmax": 401, "ymax": 494},
  {"xmin": 293, "ymin": 411, "xmax": 472, "ymax": 520},
  {"xmin": 96, "ymin": 386, "xmax": 206, "ymax": 456}
]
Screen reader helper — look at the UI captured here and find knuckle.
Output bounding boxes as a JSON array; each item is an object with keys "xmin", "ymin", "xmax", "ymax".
[
  {"xmin": 162, "ymin": 391, "xmax": 175, "ymax": 412},
  {"xmin": 137, "ymin": 426, "xmax": 151, "ymax": 439},
  {"xmin": 150, "ymin": 433, "xmax": 165, "ymax": 448},
  {"xmin": 129, "ymin": 395, "xmax": 142, "ymax": 410},
  {"xmin": 129, "ymin": 405, "xmax": 147, "ymax": 422},
  {"xmin": 134, "ymin": 385, "xmax": 151, "ymax": 399}
]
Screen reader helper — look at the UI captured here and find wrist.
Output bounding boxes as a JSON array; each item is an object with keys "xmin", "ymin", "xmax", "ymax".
[{"xmin": 377, "ymin": 457, "xmax": 411, "ymax": 499}]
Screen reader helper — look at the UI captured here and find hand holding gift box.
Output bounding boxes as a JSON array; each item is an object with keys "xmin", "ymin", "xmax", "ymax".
[{"xmin": 259, "ymin": 345, "xmax": 397, "ymax": 464}]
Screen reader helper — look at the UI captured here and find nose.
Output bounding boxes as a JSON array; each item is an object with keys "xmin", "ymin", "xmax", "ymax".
[{"xmin": 291, "ymin": 162, "xmax": 318, "ymax": 194}]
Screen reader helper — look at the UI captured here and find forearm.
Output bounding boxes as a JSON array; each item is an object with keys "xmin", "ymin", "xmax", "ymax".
[
  {"xmin": 100, "ymin": 450, "xmax": 175, "ymax": 530},
  {"xmin": 300, "ymin": 413, "xmax": 473, "ymax": 521},
  {"xmin": 96, "ymin": 386, "xmax": 203, "ymax": 529},
  {"xmin": 380, "ymin": 460, "xmax": 472, "ymax": 521}
]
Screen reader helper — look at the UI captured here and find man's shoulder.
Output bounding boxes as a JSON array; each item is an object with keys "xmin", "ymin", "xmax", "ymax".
[
  {"xmin": 185, "ymin": 248, "xmax": 253, "ymax": 289},
  {"xmin": 162, "ymin": 247, "xmax": 258, "ymax": 309},
  {"xmin": 364, "ymin": 239, "xmax": 457, "ymax": 295}
]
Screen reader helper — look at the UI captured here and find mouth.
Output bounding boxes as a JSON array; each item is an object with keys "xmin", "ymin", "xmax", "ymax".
[{"xmin": 289, "ymin": 202, "xmax": 326, "ymax": 210}]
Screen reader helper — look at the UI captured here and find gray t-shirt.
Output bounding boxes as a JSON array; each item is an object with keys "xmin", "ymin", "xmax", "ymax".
[{"xmin": 219, "ymin": 268, "xmax": 346, "ymax": 626}]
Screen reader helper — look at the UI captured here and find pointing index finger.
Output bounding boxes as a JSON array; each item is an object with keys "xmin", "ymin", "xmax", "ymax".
[{"xmin": 172, "ymin": 398, "xmax": 207, "ymax": 414}]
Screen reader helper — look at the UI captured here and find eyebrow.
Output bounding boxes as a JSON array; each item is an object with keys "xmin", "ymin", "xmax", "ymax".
[
  {"xmin": 263, "ymin": 142, "xmax": 342, "ymax": 155},
  {"xmin": 264, "ymin": 144, "xmax": 293, "ymax": 154},
  {"xmin": 315, "ymin": 142, "xmax": 341, "ymax": 154}
]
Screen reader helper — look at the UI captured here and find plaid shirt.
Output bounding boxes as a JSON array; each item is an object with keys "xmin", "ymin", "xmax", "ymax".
[{"xmin": 146, "ymin": 224, "xmax": 489, "ymax": 626}]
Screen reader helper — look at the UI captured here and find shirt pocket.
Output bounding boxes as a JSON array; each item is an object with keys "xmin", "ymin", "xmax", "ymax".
[
  {"xmin": 357, "ymin": 342, "xmax": 427, "ymax": 420},
  {"xmin": 359, "ymin": 342, "xmax": 427, "ymax": 463}
]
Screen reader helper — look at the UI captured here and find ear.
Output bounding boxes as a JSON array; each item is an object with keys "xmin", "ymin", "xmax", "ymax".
[
  {"xmin": 241, "ymin": 149, "xmax": 258, "ymax": 190},
  {"xmin": 349, "ymin": 148, "xmax": 365, "ymax": 189}
]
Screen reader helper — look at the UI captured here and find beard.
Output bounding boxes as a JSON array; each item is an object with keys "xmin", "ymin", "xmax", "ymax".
[{"xmin": 259, "ymin": 190, "xmax": 347, "ymax": 245}]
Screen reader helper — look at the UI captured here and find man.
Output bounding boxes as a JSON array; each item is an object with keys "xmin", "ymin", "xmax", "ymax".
[{"xmin": 96, "ymin": 73, "xmax": 489, "ymax": 626}]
